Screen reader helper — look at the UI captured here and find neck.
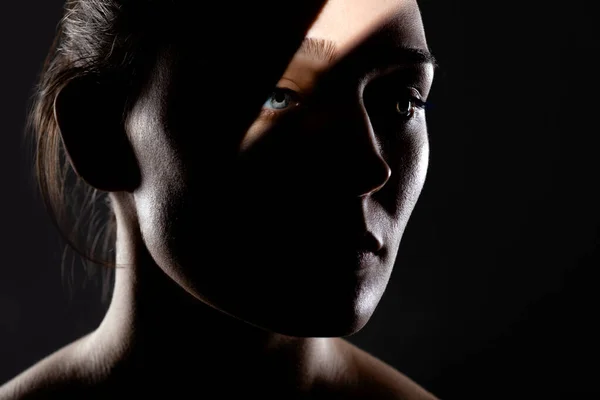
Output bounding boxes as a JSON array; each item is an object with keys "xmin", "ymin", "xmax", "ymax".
[{"xmin": 85, "ymin": 195, "xmax": 338, "ymax": 396}]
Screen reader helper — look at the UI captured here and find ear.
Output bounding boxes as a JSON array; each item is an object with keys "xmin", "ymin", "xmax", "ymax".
[{"xmin": 53, "ymin": 75, "xmax": 141, "ymax": 192}]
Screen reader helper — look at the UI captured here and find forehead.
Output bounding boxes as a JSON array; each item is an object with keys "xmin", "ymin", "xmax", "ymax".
[
  {"xmin": 306, "ymin": 0, "xmax": 427, "ymax": 54},
  {"xmin": 137, "ymin": 0, "xmax": 430, "ymax": 119}
]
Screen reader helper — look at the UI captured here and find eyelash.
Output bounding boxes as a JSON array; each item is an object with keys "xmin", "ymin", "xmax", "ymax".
[
  {"xmin": 408, "ymin": 96, "xmax": 428, "ymax": 110},
  {"xmin": 397, "ymin": 94, "xmax": 427, "ymax": 112},
  {"xmin": 260, "ymin": 87, "xmax": 427, "ymax": 122}
]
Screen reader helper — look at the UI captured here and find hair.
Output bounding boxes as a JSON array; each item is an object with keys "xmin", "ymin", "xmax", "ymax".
[{"xmin": 27, "ymin": 0, "xmax": 171, "ymax": 298}]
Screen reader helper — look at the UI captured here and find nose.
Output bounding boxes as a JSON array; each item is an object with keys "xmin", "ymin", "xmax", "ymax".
[{"xmin": 326, "ymin": 100, "xmax": 392, "ymax": 198}]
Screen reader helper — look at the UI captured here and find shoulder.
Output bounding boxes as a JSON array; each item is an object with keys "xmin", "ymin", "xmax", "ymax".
[
  {"xmin": 327, "ymin": 338, "xmax": 440, "ymax": 400},
  {"xmin": 0, "ymin": 335, "xmax": 97, "ymax": 400}
]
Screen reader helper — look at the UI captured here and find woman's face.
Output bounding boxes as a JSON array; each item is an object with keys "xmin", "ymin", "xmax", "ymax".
[{"xmin": 126, "ymin": 0, "xmax": 434, "ymax": 336}]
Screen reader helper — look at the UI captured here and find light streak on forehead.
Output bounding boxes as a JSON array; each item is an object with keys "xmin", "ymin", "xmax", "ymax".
[{"xmin": 305, "ymin": 0, "xmax": 424, "ymax": 55}]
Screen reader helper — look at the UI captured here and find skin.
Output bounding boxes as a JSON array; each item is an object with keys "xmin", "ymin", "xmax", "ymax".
[{"xmin": 0, "ymin": 0, "xmax": 436, "ymax": 398}]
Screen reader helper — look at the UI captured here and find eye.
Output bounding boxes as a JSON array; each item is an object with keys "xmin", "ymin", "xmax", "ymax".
[
  {"xmin": 394, "ymin": 93, "xmax": 427, "ymax": 120},
  {"xmin": 363, "ymin": 82, "xmax": 427, "ymax": 126},
  {"xmin": 395, "ymin": 99, "xmax": 414, "ymax": 118},
  {"xmin": 263, "ymin": 88, "xmax": 301, "ymax": 112}
]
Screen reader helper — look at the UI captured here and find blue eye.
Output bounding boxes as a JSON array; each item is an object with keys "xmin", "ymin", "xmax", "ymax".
[{"xmin": 263, "ymin": 88, "xmax": 299, "ymax": 110}]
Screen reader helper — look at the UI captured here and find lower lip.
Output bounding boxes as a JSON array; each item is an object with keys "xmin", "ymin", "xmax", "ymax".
[{"xmin": 353, "ymin": 249, "xmax": 380, "ymax": 272}]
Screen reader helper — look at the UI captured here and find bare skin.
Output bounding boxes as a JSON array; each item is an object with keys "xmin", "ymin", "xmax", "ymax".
[
  {"xmin": 1, "ymin": 0, "xmax": 437, "ymax": 398},
  {"xmin": 0, "ymin": 337, "xmax": 438, "ymax": 399}
]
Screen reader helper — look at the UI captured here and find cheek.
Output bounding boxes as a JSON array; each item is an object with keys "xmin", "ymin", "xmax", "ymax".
[
  {"xmin": 128, "ymin": 111, "xmax": 192, "ymax": 278},
  {"xmin": 405, "ymin": 131, "xmax": 429, "ymax": 204},
  {"xmin": 383, "ymin": 123, "xmax": 430, "ymax": 214},
  {"xmin": 380, "ymin": 127, "xmax": 429, "ymax": 243}
]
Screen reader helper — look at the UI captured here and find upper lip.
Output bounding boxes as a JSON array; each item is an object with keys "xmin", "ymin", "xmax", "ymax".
[
  {"xmin": 331, "ymin": 198, "xmax": 384, "ymax": 254},
  {"xmin": 354, "ymin": 231, "xmax": 384, "ymax": 254}
]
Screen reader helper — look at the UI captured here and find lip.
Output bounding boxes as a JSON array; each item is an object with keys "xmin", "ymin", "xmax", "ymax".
[
  {"xmin": 352, "ymin": 249, "xmax": 380, "ymax": 272},
  {"xmin": 356, "ymin": 231, "xmax": 383, "ymax": 253},
  {"xmin": 350, "ymin": 231, "xmax": 384, "ymax": 271}
]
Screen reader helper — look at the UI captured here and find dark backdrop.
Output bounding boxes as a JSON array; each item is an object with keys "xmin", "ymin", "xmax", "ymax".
[{"xmin": 1, "ymin": 1, "xmax": 599, "ymax": 399}]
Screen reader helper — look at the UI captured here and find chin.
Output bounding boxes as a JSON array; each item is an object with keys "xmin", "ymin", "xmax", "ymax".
[
  {"xmin": 256, "ymin": 306, "xmax": 375, "ymax": 338},
  {"xmin": 244, "ymin": 277, "xmax": 382, "ymax": 338},
  {"xmin": 155, "ymin": 225, "xmax": 393, "ymax": 338},
  {"xmin": 282, "ymin": 322, "xmax": 370, "ymax": 338}
]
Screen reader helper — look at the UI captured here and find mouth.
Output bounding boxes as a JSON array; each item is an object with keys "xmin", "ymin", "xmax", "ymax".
[
  {"xmin": 356, "ymin": 231, "xmax": 383, "ymax": 253},
  {"xmin": 349, "ymin": 231, "xmax": 384, "ymax": 271}
]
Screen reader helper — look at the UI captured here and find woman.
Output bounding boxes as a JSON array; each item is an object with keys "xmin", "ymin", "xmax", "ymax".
[{"xmin": 1, "ymin": 0, "xmax": 437, "ymax": 398}]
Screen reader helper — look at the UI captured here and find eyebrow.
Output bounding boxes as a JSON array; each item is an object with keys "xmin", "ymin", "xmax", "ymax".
[
  {"xmin": 298, "ymin": 37, "xmax": 438, "ymax": 69},
  {"xmin": 299, "ymin": 37, "xmax": 339, "ymax": 63}
]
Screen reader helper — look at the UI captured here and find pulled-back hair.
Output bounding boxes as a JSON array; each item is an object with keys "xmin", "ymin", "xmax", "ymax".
[
  {"xmin": 27, "ymin": 0, "xmax": 169, "ymax": 295},
  {"xmin": 28, "ymin": 0, "xmax": 325, "ymax": 298}
]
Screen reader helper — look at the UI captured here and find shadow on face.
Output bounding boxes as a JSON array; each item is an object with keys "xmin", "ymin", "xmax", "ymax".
[{"xmin": 127, "ymin": 0, "xmax": 434, "ymax": 337}]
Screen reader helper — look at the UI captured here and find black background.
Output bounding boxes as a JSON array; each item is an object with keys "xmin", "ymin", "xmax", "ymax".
[{"xmin": 1, "ymin": 1, "xmax": 599, "ymax": 398}]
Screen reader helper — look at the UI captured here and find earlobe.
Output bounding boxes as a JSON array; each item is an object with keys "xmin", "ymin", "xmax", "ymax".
[{"xmin": 53, "ymin": 75, "xmax": 141, "ymax": 192}]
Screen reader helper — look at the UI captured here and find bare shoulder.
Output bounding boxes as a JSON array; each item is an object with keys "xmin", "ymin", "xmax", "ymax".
[
  {"xmin": 329, "ymin": 338, "xmax": 440, "ymax": 400},
  {"xmin": 0, "ymin": 335, "xmax": 95, "ymax": 400}
]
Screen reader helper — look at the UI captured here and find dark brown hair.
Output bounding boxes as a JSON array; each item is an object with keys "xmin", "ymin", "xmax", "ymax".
[{"xmin": 27, "ymin": 0, "xmax": 166, "ymax": 296}]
